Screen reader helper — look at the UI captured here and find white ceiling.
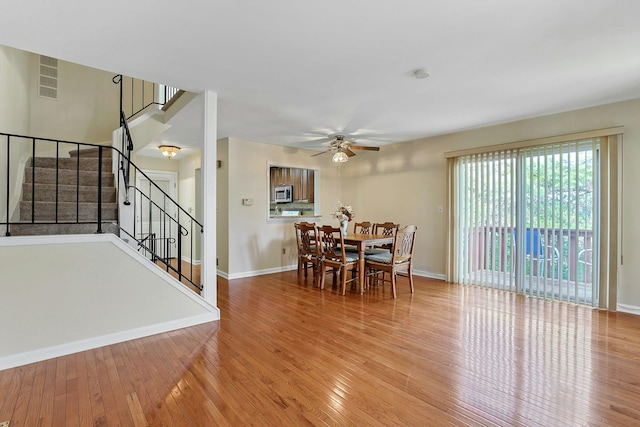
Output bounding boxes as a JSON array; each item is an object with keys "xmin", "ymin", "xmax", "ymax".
[{"xmin": 2, "ymin": 1, "xmax": 640, "ymax": 149}]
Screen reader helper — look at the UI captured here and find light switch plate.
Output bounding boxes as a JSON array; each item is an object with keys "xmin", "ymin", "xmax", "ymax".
[{"xmin": 242, "ymin": 198, "xmax": 253, "ymax": 206}]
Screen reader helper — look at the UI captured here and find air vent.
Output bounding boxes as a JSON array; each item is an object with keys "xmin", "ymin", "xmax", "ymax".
[{"xmin": 39, "ymin": 55, "xmax": 58, "ymax": 99}]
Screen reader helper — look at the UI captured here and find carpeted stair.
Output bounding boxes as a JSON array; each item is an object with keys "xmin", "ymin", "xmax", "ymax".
[{"xmin": 9, "ymin": 147, "xmax": 119, "ymax": 236}]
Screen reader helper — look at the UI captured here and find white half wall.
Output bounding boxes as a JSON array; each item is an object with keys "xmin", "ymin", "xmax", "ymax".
[{"xmin": 0, "ymin": 234, "xmax": 219, "ymax": 370}]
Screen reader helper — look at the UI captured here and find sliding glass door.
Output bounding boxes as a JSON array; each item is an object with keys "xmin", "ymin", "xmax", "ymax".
[{"xmin": 454, "ymin": 140, "xmax": 599, "ymax": 306}]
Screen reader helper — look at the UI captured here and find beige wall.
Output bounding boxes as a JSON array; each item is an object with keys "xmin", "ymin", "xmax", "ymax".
[
  {"xmin": 340, "ymin": 145, "xmax": 447, "ymax": 278},
  {"xmin": 217, "ymin": 138, "xmax": 230, "ymax": 273},
  {"xmin": 222, "ymin": 137, "xmax": 341, "ymax": 278},
  {"xmin": 178, "ymin": 151, "xmax": 202, "ymax": 262},
  {"xmin": 340, "ymin": 98, "xmax": 640, "ymax": 310},
  {"xmin": 0, "ymin": 46, "xmax": 32, "ymax": 231},
  {"xmin": 29, "ymin": 54, "xmax": 119, "ymax": 143},
  {"xmin": 0, "ymin": 45, "xmax": 31, "ymax": 134},
  {"xmin": 131, "ymin": 154, "xmax": 181, "ymax": 173},
  {"xmin": 1, "ymin": 45, "xmax": 120, "ymax": 229}
]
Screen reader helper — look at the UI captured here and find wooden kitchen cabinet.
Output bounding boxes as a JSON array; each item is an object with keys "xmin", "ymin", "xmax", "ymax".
[{"xmin": 269, "ymin": 166, "xmax": 315, "ymax": 202}]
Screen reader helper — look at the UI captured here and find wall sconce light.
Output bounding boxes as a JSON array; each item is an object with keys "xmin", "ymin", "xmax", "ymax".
[
  {"xmin": 332, "ymin": 150, "xmax": 349, "ymax": 163},
  {"xmin": 159, "ymin": 145, "xmax": 180, "ymax": 158}
]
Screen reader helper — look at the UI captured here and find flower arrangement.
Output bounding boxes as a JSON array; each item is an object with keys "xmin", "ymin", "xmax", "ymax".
[{"xmin": 334, "ymin": 201, "xmax": 355, "ymax": 222}]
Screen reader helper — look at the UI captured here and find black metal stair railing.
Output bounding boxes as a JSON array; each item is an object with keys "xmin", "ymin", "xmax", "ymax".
[
  {"xmin": 126, "ymin": 179, "xmax": 202, "ymax": 288},
  {"xmin": 112, "ymin": 74, "xmax": 180, "ymax": 206},
  {"xmin": 112, "ymin": 74, "xmax": 179, "ymax": 122},
  {"xmin": 1, "ymin": 133, "xmax": 112, "ymax": 234},
  {"xmin": 119, "ymin": 109, "xmax": 134, "ymax": 205},
  {"xmin": 0, "ymin": 132, "xmax": 203, "ymax": 291}
]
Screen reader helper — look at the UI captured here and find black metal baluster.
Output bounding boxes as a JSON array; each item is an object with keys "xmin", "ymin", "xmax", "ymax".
[
  {"xmin": 148, "ymin": 180, "xmax": 153, "ymax": 261},
  {"xmin": 190, "ymin": 219, "xmax": 194, "ymax": 284},
  {"xmin": 76, "ymin": 143, "xmax": 80, "ymax": 223},
  {"xmin": 177, "ymin": 225, "xmax": 183, "ymax": 281},
  {"xmin": 55, "ymin": 141, "xmax": 59, "ymax": 223},
  {"xmin": 132, "ymin": 170, "xmax": 137, "ymax": 239},
  {"xmin": 5, "ymin": 135, "xmax": 10, "ymax": 236},
  {"xmin": 163, "ymin": 194, "xmax": 168, "ymax": 263},
  {"xmin": 97, "ymin": 146, "xmax": 103, "ymax": 233},
  {"xmin": 31, "ymin": 138, "xmax": 35, "ymax": 223}
]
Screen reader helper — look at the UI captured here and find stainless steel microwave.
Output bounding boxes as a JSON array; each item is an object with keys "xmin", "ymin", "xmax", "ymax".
[{"xmin": 274, "ymin": 185, "xmax": 293, "ymax": 203}]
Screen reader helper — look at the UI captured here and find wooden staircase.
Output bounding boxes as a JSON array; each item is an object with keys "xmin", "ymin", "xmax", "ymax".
[{"xmin": 9, "ymin": 147, "xmax": 119, "ymax": 236}]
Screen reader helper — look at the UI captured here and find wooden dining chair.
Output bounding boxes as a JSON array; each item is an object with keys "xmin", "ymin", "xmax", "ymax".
[
  {"xmin": 294, "ymin": 222, "xmax": 320, "ymax": 286},
  {"xmin": 317, "ymin": 225, "xmax": 359, "ymax": 295},
  {"xmin": 344, "ymin": 221, "xmax": 373, "ymax": 253},
  {"xmin": 365, "ymin": 225, "xmax": 417, "ymax": 298},
  {"xmin": 373, "ymin": 221, "xmax": 399, "ymax": 238},
  {"xmin": 367, "ymin": 222, "xmax": 399, "ymax": 255},
  {"xmin": 353, "ymin": 221, "xmax": 373, "ymax": 234}
]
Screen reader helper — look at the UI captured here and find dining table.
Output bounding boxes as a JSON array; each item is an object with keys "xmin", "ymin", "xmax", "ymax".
[{"xmin": 342, "ymin": 233, "xmax": 394, "ymax": 293}]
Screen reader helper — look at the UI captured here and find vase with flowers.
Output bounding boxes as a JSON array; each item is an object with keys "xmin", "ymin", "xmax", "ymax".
[{"xmin": 334, "ymin": 201, "xmax": 355, "ymax": 236}]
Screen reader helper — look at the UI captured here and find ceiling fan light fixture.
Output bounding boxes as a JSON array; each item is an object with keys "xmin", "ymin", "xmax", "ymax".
[
  {"xmin": 332, "ymin": 150, "xmax": 349, "ymax": 163},
  {"xmin": 159, "ymin": 145, "xmax": 180, "ymax": 158}
]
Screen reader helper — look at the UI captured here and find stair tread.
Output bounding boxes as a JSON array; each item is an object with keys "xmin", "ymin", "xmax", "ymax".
[
  {"xmin": 15, "ymin": 146, "xmax": 124, "ymax": 233},
  {"xmin": 23, "ymin": 182, "xmax": 116, "ymax": 190},
  {"xmin": 25, "ymin": 166, "xmax": 113, "ymax": 174},
  {"xmin": 21, "ymin": 200, "xmax": 118, "ymax": 206},
  {"xmin": 7, "ymin": 223, "xmax": 120, "ymax": 237},
  {"xmin": 22, "ymin": 182, "xmax": 115, "ymax": 190},
  {"xmin": 69, "ymin": 147, "xmax": 114, "ymax": 158},
  {"xmin": 30, "ymin": 157, "xmax": 112, "ymax": 171}
]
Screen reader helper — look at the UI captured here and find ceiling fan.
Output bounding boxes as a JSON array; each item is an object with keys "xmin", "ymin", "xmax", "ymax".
[{"xmin": 311, "ymin": 135, "xmax": 380, "ymax": 162}]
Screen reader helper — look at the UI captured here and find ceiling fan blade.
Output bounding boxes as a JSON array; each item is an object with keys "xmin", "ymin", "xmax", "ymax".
[
  {"xmin": 349, "ymin": 145, "xmax": 380, "ymax": 151},
  {"xmin": 298, "ymin": 136, "xmax": 333, "ymax": 146},
  {"xmin": 344, "ymin": 148, "xmax": 356, "ymax": 157},
  {"xmin": 311, "ymin": 149, "xmax": 331, "ymax": 157}
]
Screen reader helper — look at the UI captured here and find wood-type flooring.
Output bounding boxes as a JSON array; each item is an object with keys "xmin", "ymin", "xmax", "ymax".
[{"xmin": 2, "ymin": 271, "xmax": 640, "ymax": 426}]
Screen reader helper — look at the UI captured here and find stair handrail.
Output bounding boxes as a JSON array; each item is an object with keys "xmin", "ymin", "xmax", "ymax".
[{"xmin": 119, "ymin": 109, "xmax": 134, "ymax": 205}]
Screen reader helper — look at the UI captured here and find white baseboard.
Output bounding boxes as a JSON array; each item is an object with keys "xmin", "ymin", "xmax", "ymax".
[
  {"xmin": 0, "ymin": 312, "xmax": 218, "ymax": 371},
  {"xmin": 413, "ymin": 269, "xmax": 446, "ymax": 281},
  {"xmin": 218, "ymin": 265, "xmax": 445, "ymax": 282},
  {"xmin": 224, "ymin": 265, "xmax": 297, "ymax": 280},
  {"xmin": 617, "ymin": 304, "xmax": 640, "ymax": 315},
  {"xmin": 181, "ymin": 255, "xmax": 202, "ymax": 265}
]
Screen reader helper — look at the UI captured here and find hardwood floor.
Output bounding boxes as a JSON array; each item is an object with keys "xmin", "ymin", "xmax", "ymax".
[
  {"xmin": 2, "ymin": 272, "xmax": 640, "ymax": 426},
  {"xmin": 155, "ymin": 258, "xmax": 201, "ymax": 294}
]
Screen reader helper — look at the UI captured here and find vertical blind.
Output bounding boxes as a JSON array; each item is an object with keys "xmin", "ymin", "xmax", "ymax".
[{"xmin": 446, "ymin": 128, "xmax": 622, "ymax": 309}]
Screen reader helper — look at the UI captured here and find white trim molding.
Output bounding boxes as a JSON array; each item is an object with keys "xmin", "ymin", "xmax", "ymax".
[
  {"xmin": 617, "ymin": 304, "xmax": 640, "ymax": 316},
  {"xmin": 226, "ymin": 264, "xmax": 298, "ymax": 280},
  {"xmin": 0, "ymin": 313, "xmax": 217, "ymax": 371},
  {"xmin": 412, "ymin": 269, "xmax": 446, "ymax": 281},
  {"xmin": 218, "ymin": 265, "xmax": 445, "ymax": 282}
]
